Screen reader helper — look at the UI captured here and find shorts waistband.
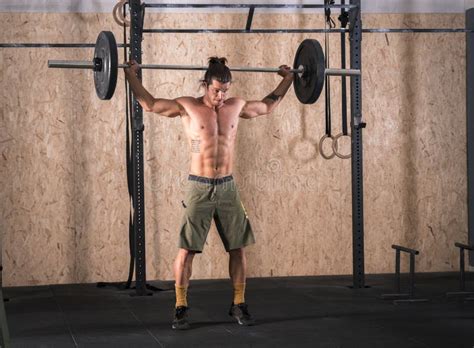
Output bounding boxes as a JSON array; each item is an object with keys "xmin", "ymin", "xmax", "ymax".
[{"xmin": 188, "ymin": 174, "xmax": 234, "ymax": 185}]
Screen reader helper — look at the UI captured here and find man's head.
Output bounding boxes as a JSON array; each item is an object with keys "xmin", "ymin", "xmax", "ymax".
[{"xmin": 202, "ymin": 57, "xmax": 232, "ymax": 107}]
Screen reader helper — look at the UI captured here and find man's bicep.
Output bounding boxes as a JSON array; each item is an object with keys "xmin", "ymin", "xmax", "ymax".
[
  {"xmin": 240, "ymin": 100, "xmax": 269, "ymax": 119},
  {"xmin": 151, "ymin": 98, "xmax": 182, "ymax": 117}
]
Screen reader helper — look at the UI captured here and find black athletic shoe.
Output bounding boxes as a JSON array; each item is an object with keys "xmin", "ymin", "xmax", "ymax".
[
  {"xmin": 229, "ymin": 303, "xmax": 256, "ymax": 326},
  {"xmin": 172, "ymin": 306, "xmax": 190, "ymax": 330}
]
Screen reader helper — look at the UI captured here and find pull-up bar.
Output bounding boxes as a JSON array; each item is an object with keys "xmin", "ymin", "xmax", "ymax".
[
  {"xmin": 143, "ymin": 3, "xmax": 358, "ymax": 9},
  {"xmin": 142, "ymin": 28, "xmax": 473, "ymax": 34}
]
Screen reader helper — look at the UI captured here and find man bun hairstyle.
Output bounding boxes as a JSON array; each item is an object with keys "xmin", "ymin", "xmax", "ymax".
[{"xmin": 202, "ymin": 56, "xmax": 232, "ymax": 86}]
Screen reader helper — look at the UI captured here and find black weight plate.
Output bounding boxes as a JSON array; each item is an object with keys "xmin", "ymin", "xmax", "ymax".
[
  {"xmin": 94, "ymin": 31, "xmax": 118, "ymax": 100},
  {"xmin": 293, "ymin": 39, "xmax": 325, "ymax": 104}
]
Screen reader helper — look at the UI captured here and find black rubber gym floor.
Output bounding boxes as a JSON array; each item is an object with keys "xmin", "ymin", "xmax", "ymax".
[{"xmin": 3, "ymin": 273, "xmax": 474, "ymax": 347}]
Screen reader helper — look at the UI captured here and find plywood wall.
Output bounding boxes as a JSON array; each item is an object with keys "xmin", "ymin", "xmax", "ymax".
[{"xmin": 0, "ymin": 11, "xmax": 467, "ymax": 286}]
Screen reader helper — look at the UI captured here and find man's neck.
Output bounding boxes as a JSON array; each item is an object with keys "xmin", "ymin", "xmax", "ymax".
[
  {"xmin": 201, "ymin": 95, "xmax": 214, "ymax": 110},
  {"xmin": 201, "ymin": 95, "xmax": 224, "ymax": 111}
]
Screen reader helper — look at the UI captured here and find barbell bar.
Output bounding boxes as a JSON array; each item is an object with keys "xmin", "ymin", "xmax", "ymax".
[
  {"xmin": 47, "ymin": 31, "xmax": 360, "ymax": 102},
  {"xmin": 48, "ymin": 60, "xmax": 360, "ymax": 76}
]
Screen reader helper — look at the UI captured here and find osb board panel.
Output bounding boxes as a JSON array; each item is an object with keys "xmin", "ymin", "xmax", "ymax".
[
  {"xmin": 0, "ymin": 12, "xmax": 467, "ymax": 286},
  {"xmin": 362, "ymin": 14, "xmax": 466, "ymax": 273}
]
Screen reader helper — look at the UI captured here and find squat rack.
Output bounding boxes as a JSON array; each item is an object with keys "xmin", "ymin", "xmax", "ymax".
[{"xmin": 125, "ymin": 0, "xmax": 366, "ymax": 295}]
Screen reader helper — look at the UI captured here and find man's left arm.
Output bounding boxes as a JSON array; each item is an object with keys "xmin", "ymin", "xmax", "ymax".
[{"xmin": 240, "ymin": 66, "xmax": 293, "ymax": 119}]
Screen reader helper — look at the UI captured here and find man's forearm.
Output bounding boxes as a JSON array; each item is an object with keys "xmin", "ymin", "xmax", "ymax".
[
  {"xmin": 263, "ymin": 76, "xmax": 293, "ymax": 111},
  {"xmin": 125, "ymin": 71, "xmax": 154, "ymax": 111}
]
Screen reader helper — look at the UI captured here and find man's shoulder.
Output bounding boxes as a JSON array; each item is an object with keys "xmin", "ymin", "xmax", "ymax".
[
  {"xmin": 175, "ymin": 96, "xmax": 202, "ymax": 111},
  {"xmin": 175, "ymin": 96, "xmax": 199, "ymax": 104}
]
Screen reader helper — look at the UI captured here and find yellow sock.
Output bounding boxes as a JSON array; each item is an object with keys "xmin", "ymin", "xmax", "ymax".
[
  {"xmin": 175, "ymin": 284, "xmax": 188, "ymax": 307},
  {"xmin": 233, "ymin": 283, "xmax": 246, "ymax": 305}
]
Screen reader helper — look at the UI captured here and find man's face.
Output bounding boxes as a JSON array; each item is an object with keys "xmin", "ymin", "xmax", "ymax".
[{"xmin": 206, "ymin": 80, "xmax": 230, "ymax": 107}]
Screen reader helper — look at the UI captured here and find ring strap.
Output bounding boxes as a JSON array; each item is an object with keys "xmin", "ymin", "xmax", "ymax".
[{"xmin": 339, "ymin": 1, "xmax": 349, "ymax": 136}]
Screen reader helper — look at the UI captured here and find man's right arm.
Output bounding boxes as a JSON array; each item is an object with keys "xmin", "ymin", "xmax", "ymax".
[
  {"xmin": 124, "ymin": 62, "xmax": 182, "ymax": 118},
  {"xmin": 240, "ymin": 65, "xmax": 293, "ymax": 119}
]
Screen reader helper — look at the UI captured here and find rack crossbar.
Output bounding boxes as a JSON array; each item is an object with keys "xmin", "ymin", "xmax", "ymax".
[
  {"xmin": 144, "ymin": 3, "xmax": 358, "ymax": 9},
  {"xmin": 143, "ymin": 28, "xmax": 472, "ymax": 34},
  {"xmin": 0, "ymin": 43, "xmax": 129, "ymax": 48}
]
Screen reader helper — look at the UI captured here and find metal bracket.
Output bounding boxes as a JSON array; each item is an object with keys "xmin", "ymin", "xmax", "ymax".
[{"xmin": 245, "ymin": 6, "xmax": 255, "ymax": 31}]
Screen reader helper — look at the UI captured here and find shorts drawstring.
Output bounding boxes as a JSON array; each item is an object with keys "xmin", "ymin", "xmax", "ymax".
[{"xmin": 209, "ymin": 184, "xmax": 217, "ymax": 201}]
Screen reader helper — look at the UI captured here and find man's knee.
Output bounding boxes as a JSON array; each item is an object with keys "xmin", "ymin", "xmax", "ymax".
[
  {"xmin": 229, "ymin": 248, "xmax": 245, "ymax": 259},
  {"xmin": 176, "ymin": 249, "xmax": 196, "ymax": 264}
]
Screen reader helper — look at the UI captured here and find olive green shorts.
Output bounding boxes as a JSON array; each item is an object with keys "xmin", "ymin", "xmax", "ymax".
[{"xmin": 178, "ymin": 175, "xmax": 255, "ymax": 252}]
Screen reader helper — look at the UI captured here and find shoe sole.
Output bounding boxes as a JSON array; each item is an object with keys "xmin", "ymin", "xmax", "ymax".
[
  {"xmin": 230, "ymin": 314, "xmax": 256, "ymax": 326},
  {"xmin": 172, "ymin": 323, "xmax": 190, "ymax": 330}
]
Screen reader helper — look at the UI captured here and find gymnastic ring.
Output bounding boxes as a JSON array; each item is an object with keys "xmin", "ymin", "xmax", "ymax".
[
  {"xmin": 318, "ymin": 134, "xmax": 337, "ymax": 160},
  {"xmin": 113, "ymin": 0, "xmax": 130, "ymax": 27},
  {"xmin": 332, "ymin": 132, "xmax": 351, "ymax": 159}
]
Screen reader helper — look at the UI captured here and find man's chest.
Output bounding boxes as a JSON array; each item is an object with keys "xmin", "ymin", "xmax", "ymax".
[{"xmin": 188, "ymin": 107, "xmax": 240, "ymax": 138}]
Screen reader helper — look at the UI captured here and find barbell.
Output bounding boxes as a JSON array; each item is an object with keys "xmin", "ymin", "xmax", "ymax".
[{"xmin": 48, "ymin": 31, "xmax": 360, "ymax": 102}]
